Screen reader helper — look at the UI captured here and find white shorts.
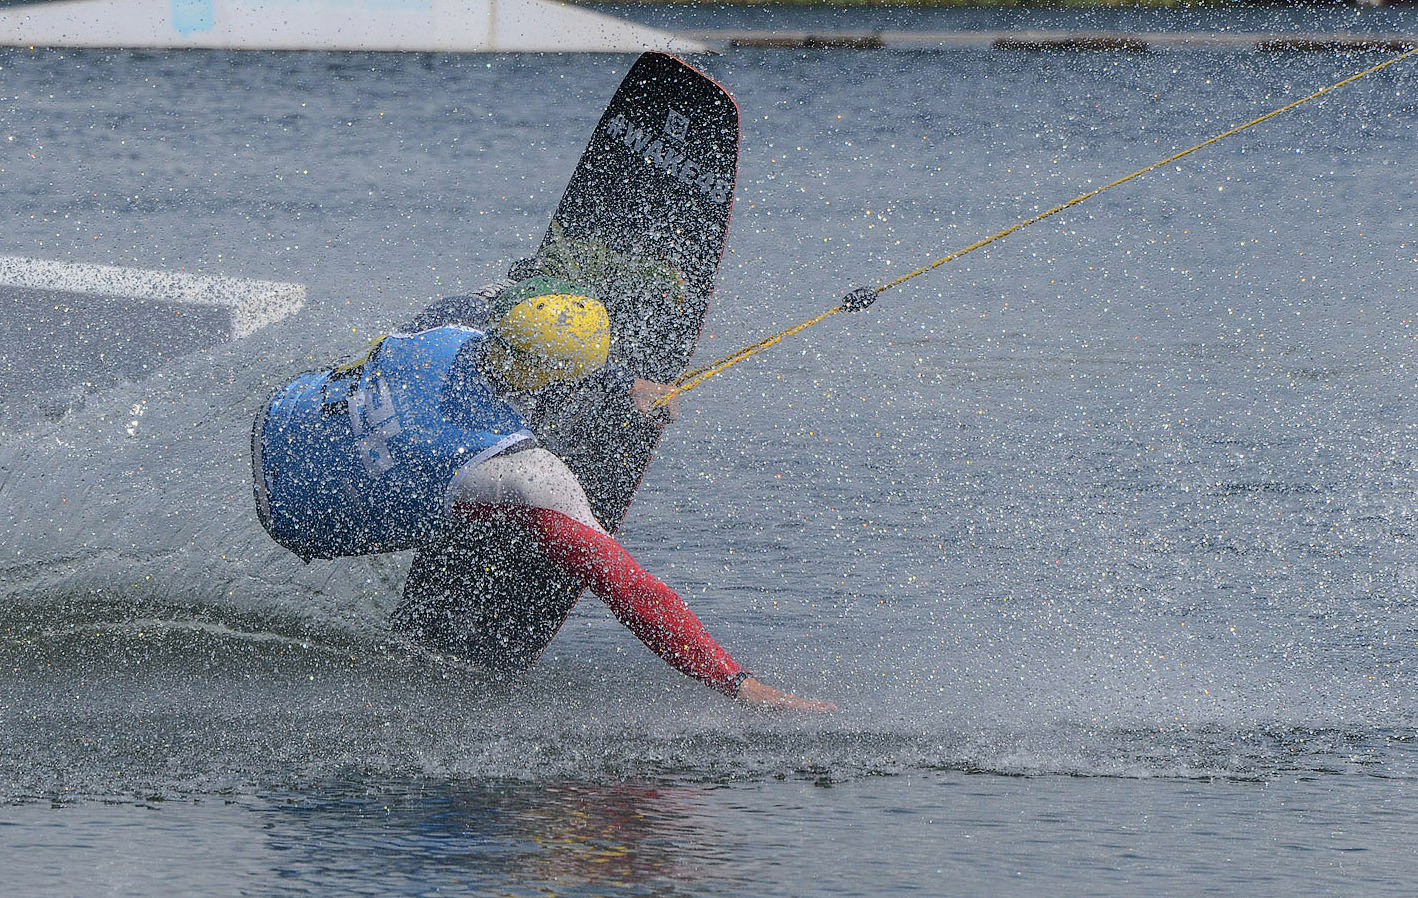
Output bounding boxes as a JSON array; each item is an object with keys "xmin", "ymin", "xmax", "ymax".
[{"xmin": 447, "ymin": 447, "xmax": 605, "ymax": 533}]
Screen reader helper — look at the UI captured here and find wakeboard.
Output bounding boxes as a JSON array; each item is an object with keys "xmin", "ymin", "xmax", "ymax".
[{"xmin": 391, "ymin": 53, "xmax": 739, "ymax": 671}]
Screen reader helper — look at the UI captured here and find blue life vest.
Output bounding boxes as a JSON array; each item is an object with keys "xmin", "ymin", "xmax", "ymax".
[{"xmin": 253, "ymin": 327, "xmax": 534, "ymax": 560}]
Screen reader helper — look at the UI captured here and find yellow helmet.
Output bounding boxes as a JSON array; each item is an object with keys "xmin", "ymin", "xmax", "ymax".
[{"xmin": 484, "ymin": 281, "xmax": 610, "ymax": 391}]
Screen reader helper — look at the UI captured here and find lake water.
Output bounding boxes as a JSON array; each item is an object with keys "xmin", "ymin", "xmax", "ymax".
[{"xmin": 2, "ymin": 5, "xmax": 1416, "ymax": 895}]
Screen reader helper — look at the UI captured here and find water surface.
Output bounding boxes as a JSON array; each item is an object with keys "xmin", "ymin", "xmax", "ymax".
[{"xmin": 1, "ymin": 10, "xmax": 1415, "ymax": 895}]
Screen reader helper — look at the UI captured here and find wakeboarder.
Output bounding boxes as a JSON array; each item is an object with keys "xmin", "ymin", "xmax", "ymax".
[{"xmin": 252, "ymin": 275, "xmax": 834, "ymax": 712}]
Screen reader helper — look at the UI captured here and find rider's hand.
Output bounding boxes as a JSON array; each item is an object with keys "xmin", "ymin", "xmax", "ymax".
[
  {"xmin": 736, "ymin": 676, "xmax": 837, "ymax": 713},
  {"xmin": 630, "ymin": 378, "xmax": 680, "ymax": 422}
]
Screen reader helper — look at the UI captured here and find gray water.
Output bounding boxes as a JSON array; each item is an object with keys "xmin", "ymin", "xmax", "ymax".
[{"xmin": 2, "ymin": 7, "xmax": 1417, "ymax": 896}]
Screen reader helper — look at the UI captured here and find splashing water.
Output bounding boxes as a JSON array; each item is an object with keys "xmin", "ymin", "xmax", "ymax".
[{"xmin": 1, "ymin": 39, "xmax": 1415, "ymax": 823}]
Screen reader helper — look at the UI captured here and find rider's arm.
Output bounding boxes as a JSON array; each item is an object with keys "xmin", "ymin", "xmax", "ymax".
[{"xmin": 521, "ymin": 506, "xmax": 834, "ymax": 711}]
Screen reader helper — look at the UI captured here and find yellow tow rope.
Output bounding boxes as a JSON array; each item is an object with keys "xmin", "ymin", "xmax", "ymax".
[{"xmin": 655, "ymin": 44, "xmax": 1418, "ymax": 409}]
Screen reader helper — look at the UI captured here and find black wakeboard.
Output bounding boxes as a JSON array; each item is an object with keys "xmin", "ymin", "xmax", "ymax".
[{"xmin": 392, "ymin": 53, "xmax": 739, "ymax": 671}]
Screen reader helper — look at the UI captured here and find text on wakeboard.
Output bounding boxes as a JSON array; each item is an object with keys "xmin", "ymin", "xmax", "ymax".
[{"xmin": 603, "ymin": 112, "xmax": 732, "ymax": 206}]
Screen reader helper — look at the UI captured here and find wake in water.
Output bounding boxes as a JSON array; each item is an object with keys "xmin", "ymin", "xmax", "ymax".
[
  {"xmin": 3, "ymin": 45, "xmax": 1417, "ymax": 808},
  {"xmin": 4, "ymin": 580, "xmax": 1416, "ymax": 805},
  {"xmin": 2, "ymin": 260, "xmax": 1414, "ymax": 806},
  {"xmin": 1, "ymin": 273, "xmax": 1415, "ymax": 804}
]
